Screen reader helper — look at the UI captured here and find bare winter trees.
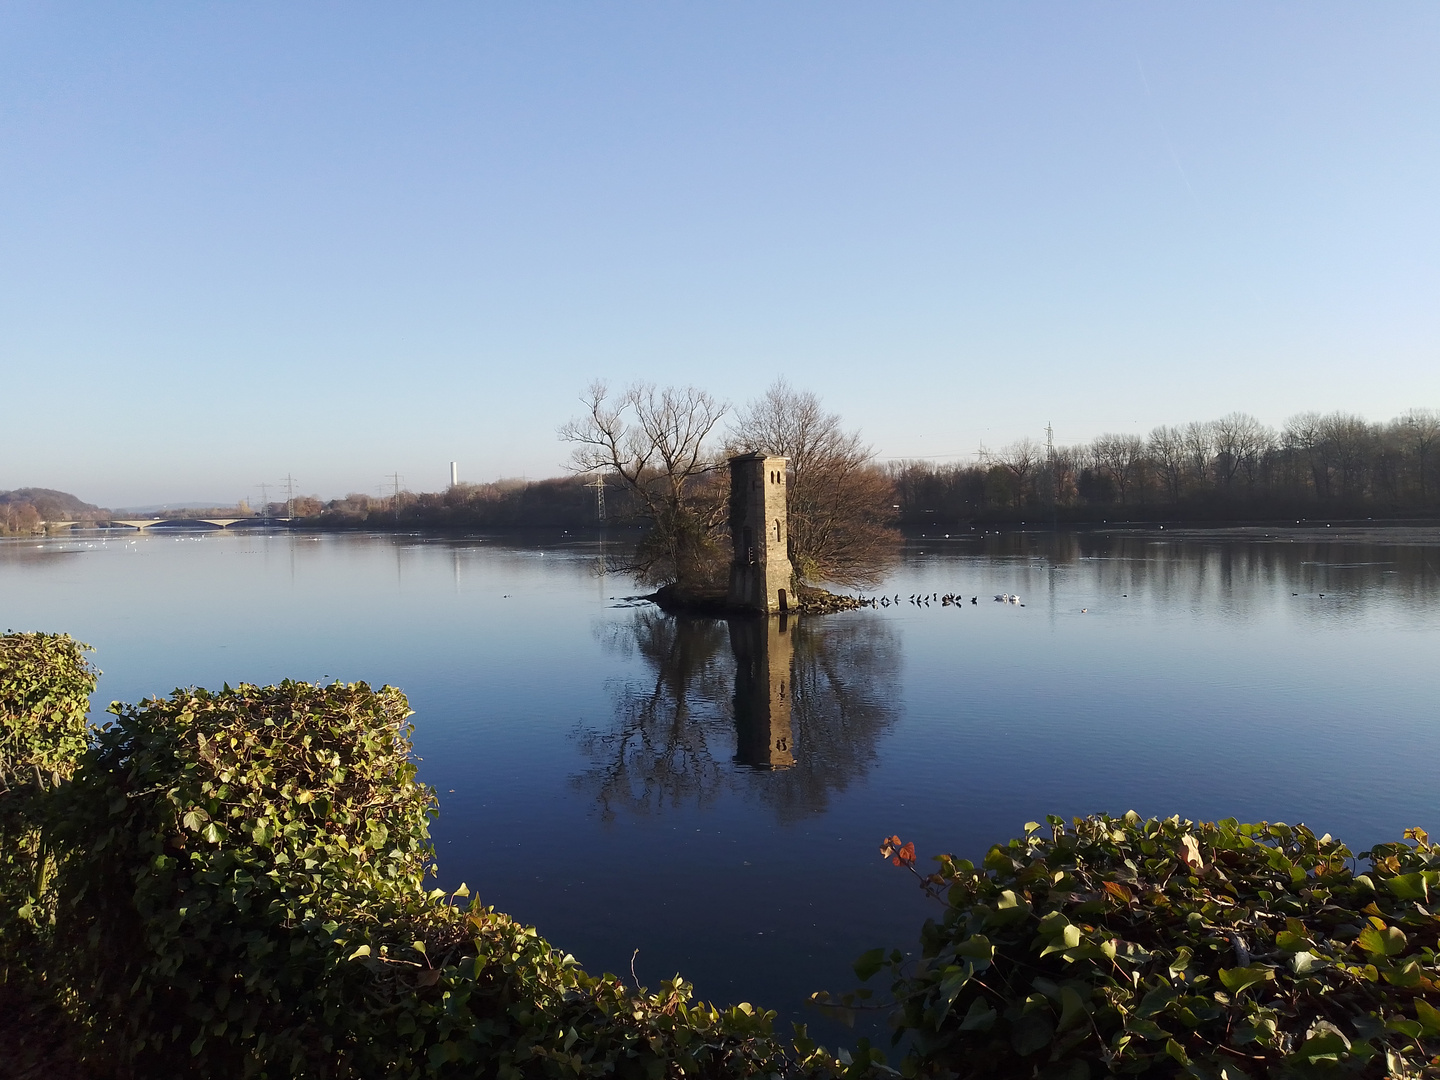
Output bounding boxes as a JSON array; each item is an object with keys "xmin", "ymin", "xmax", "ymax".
[
  {"xmin": 561, "ymin": 379, "xmax": 899, "ymax": 593},
  {"xmin": 1397, "ymin": 409, "xmax": 1440, "ymax": 501},
  {"xmin": 560, "ymin": 380, "xmax": 1439, "ymax": 580},
  {"xmin": 560, "ymin": 382, "xmax": 729, "ymax": 588},
  {"xmin": 981, "ymin": 440, "xmax": 1043, "ymax": 508},
  {"xmin": 891, "ymin": 407, "xmax": 1440, "ymax": 524},
  {"xmin": 1088, "ymin": 435, "xmax": 1146, "ymax": 505},
  {"xmin": 1212, "ymin": 412, "xmax": 1274, "ymax": 492},
  {"xmin": 1147, "ymin": 426, "xmax": 1186, "ymax": 503},
  {"xmin": 728, "ymin": 380, "xmax": 899, "ymax": 588}
]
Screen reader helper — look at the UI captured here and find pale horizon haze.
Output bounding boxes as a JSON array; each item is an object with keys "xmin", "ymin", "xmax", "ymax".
[{"xmin": 2, "ymin": 3, "xmax": 1437, "ymax": 507}]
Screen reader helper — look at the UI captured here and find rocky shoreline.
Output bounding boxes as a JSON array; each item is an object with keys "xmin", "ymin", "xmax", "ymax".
[{"xmin": 647, "ymin": 582, "xmax": 873, "ymax": 616}]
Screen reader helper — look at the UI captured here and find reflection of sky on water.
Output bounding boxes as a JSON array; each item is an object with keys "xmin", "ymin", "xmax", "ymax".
[{"xmin": 2, "ymin": 528, "xmax": 1438, "ymax": 1042}]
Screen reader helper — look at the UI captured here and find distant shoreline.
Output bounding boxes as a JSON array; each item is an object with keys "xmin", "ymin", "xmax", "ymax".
[
  {"xmin": 17, "ymin": 516, "xmax": 1440, "ymax": 547},
  {"xmin": 904, "ymin": 518, "xmax": 1440, "ymax": 545}
]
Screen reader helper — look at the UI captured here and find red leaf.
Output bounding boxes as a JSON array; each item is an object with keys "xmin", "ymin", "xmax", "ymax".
[{"xmin": 1103, "ymin": 881, "xmax": 1135, "ymax": 903}]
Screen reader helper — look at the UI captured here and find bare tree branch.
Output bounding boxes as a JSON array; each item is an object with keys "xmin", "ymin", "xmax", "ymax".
[
  {"xmin": 560, "ymin": 382, "xmax": 729, "ymax": 587},
  {"xmin": 728, "ymin": 380, "xmax": 899, "ymax": 589}
]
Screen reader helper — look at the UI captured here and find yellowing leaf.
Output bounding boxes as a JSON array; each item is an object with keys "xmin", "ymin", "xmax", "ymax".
[
  {"xmin": 1179, "ymin": 834, "xmax": 1204, "ymax": 871},
  {"xmin": 1356, "ymin": 924, "xmax": 1406, "ymax": 957}
]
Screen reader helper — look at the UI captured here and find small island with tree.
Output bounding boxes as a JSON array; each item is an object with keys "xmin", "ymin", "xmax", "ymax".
[{"xmin": 559, "ymin": 379, "xmax": 899, "ymax": 615}]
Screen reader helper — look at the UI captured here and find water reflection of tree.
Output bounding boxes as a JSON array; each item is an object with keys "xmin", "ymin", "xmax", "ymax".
[
  {"xmin": 573, "ymin": 610, "xmax": 902, "ymax": 822},
  {"xmin": 576, "ymin": 613, "xmax": 733, "ymax": 821}
]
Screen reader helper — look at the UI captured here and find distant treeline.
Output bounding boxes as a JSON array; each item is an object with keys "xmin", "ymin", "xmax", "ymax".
[
  {"xmin": 9, "ymin": 406, "xmax": 1437, "ymax": 540},
  {"xmin": 296, "ymin": 477, "xmax": 633, "ymax": 533},
  {"xmin": 891, "ymin": 409, "xmax": 1440, "ymax": 526},
  {"xmin": 293, "ymin": 408, "xmax": 1440, "ymax": 534}
]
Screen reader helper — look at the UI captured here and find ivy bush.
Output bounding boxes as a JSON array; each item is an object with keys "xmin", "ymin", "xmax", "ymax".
[
  {"xmin": 0, "ymin": 632, "xmax": 96, "ymax": 977},
  {"xmin": 46, "ymin": 679, "xmax": 437, "ymax": 1074},
  {"xmin": 13, "ymin": 670, "xmax": 845, "ymax": 1079},
  {"xmin": 0, "ymin": 632, "xmax": 95, "ymax": 788},
  {"xmin": 833, "ymin": 815, "xmax": 1440, "ymax": 1079}
]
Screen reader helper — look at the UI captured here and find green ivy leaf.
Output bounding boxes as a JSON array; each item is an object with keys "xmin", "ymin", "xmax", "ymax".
[
  {"xmin": 1415, "ymin": 999, "xmax": 1440, "ymax": 1036},
  {"xmin": 853, "ymin": 948, "xmax": 885, "ymax": 982},
  {"xmin": 958, "ymin": 998, "xmax": 996, "ymax": 1032},
  {"xmin": 1057, "ymin": 987, "xmax": 1089, "ymax": 1033},
  {"xmin": 1009, "ymin": 1011, "xmax": 1053, "ymax": 1057},
  {"xmin": 1217, "ymin": 966, "xmax": 1275, "ymax": 996},
  {"xmin": 1298, "ymin": 1030, "xmax": 1349, "ymax": 1064},
  {"xmin": 1383, "ymin": 872, "xmax": 1435, "ymax": 902},
  {"xmin": 1356, "ymin": 924, "xmax": 1406, "ymax": 957},
  {"xmin": 1385, "ymin": 1018, "xmax": 1423, "ymax": 1039}
]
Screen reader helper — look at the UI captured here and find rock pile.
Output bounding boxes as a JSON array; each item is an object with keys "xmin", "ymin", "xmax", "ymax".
[{"xmin": 793, "ymin": 587, "xmax": 871, "ymax": 614}]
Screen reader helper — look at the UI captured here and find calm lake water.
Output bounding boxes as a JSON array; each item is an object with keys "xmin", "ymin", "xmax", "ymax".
[{"xmin": 3, "ymin": 526, "xmax": 1438, "ymax": 1039}]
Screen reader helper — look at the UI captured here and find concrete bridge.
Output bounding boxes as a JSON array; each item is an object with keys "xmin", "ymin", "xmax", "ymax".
[{"xmin": 45, "ymin": 518, "xmax": 266, "ymax": 531}]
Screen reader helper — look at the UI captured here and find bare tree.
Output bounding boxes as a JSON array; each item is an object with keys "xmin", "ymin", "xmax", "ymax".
[
  {"xmin": 1181, "ymin": 421, "xmax": 1215, "ymax": 492},
  {"xmin": 1090, "ymin": 434, "xmax": 1145, "ymax": 505},
  {"xmin": 560, "ymin": 382, "xmax": 728, "ymax": 588},
  {"xmin": 1320, "ymin": 413, "xmax": 1376, "ymax": 500},
  {"xmin": 1283, "ymin": 412, "xmax": 1329, "ymax": 498},
  {"xmin": 1212, "ymin": 413, "xmax": 1273, "ymax": 492},
  {"xmin": 1395, "ymin": 408, "xmax": 1440, "ymax": 501},
  {"xmin": 1147, "ymin": 425, "xmax": 1186, "ymax": 503},
  {"xmin": 1051, "ymin": 445, "xmax": 1081, "ymax": 505},
  {"xmin": 984, "ymin": 438, "xmax": 1043, "ymax": 508},
  {"xmin": 728, "ymin": 380, "xmax": 899, "ymax": 589}
]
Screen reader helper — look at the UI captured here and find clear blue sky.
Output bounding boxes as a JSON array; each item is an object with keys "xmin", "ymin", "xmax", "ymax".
[{"xmin": 2, "ymin": 3, "xmax": 1437, "ymax": 506}]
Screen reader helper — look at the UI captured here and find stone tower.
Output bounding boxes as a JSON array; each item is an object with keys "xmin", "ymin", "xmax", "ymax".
[{"xmin": 727, "ymin": 452, "xmax": 793, "ymax": 614}]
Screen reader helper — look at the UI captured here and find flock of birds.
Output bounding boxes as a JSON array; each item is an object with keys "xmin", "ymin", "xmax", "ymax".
[{"xmin": 851, "ymin": 592, "xmax": 1025, "ymax": 608}]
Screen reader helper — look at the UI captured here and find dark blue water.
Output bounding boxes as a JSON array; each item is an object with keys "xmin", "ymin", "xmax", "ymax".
[{"xmin": 3, "ymin": 527, "xmax": 1438, "ymax": 1042}]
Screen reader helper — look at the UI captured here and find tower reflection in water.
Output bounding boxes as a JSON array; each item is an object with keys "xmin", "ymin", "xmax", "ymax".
[
  {"xmin": 576, "ymin": 609, "xmax": 900, "ymax": 820},
  {"xmin": 729, "ymin": 614, "xmax": 795, "ymax": 769}
]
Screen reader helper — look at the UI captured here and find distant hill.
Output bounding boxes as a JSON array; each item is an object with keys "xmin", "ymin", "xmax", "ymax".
[{"xmin": 0, "ymin": 487, "xmax": 106, "ymax": 521}]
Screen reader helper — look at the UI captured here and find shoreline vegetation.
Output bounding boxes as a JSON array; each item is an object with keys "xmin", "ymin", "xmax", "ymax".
[
  {"xmin": 12, "ymin": 390, "xmax": 1440, "ymax": 621},
  {"xmin": 3, "ymin": 633, "xmax": 1439, "ymax": 1078},
  {"xmin": 7, "ymin": 402, "xmax": 1440, "ymax": 540}
]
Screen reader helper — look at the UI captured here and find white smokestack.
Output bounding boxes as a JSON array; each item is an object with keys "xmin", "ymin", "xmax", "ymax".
[{"xmin": 449, "ymin": 462, "xmax": 459, "ymax": 488}]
